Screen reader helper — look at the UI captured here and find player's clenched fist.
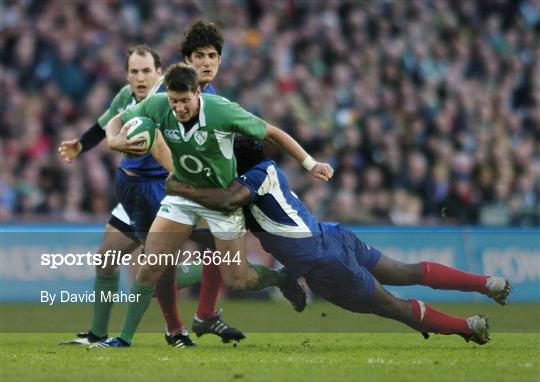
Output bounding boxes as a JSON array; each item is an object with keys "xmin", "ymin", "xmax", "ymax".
[
  {"xmin": 310, "ymin": 162, "xmax": 334, "ymax": 182},
  {"xmin": 57, "ymin": 139, "xmax": 82, "ymax": 163}
]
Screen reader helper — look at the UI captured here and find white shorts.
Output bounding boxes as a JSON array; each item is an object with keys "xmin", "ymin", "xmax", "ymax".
[
  {"xmin": 157, "ymin": 195, "xmax": 245, "ymax": 240},
  {"xmin": 111, "ymin": 203, "xmax": 131, "ymax": 225}
]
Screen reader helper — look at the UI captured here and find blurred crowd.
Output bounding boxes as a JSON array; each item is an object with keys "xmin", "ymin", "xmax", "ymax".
[{"xmin": 2, "ymin": 0, "xmax": 539, "ymax": 226}]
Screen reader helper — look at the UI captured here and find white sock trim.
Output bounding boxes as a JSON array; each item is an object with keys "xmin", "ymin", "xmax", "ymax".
[{"xmin": 418, "ymin": 300, "xmax": 426, "ymax": 321}]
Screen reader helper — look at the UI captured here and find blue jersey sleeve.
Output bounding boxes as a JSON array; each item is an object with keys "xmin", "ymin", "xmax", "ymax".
[{"xmin": 235, "ymin": 161, "xmax": 273, "ymax": 202}]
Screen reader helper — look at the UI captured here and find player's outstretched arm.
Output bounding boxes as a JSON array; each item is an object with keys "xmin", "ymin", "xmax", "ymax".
[
  {"xmin": 58, "ymin": 139, "xmax": 82, "ymax": 163},
  {"xmin": 57, "ymin": 123, "xmax": 106, "ymax": 163},
  {"xmin": 150, "ymin": 130, "xmax": 173, "ymax": 172},
  {"xmin": 105, "ymin": 114, "xmax": 147, "ymax": 156},
  {"xmin": 263, "ymin": 124, "xmax": 333, "ymax": 181},
  {"xmin": 165, "ymin": 176, "xmax": 250, "ymax": 212}
]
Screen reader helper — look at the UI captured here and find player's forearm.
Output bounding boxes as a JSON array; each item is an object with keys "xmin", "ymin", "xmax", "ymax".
[
  {"xmin": 79, "ymin": 122, "xmax": 106, "ymax": 154},
  {"xmin": 263, "ymin": 124, "xmax": 312, "ymax": 166},
  {"xmin": 105, "ymin": 115, "xmax": 123, "ymax": 145},
  {"xmin": 167, "ymin": 181, "xmax": 234, "ymax": 211},
  {"xmin": 150, "ymin": 130, "xmax": 174, "ymax": 172}
]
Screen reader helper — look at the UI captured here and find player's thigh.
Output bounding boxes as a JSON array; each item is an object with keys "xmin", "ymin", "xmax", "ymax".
[
  {"xmin": 138, "ymin": 216, "xmax": 194, "ymax": 284},
  {"xmin": 305, "ymin": 261, "xmax": 409, "ymax": 321},
  {"xmin": 100, "ymin": 223, "xmax": 140, "ymax": 253},
  {"xmin": 370, "ymin": 254, "xmax": 421, "ymax": 286},
  {"xmin": 151, "ymin": 195, "xmax": 199, "ymax": 252},
  {"xmin": 361, "ymin": 277, "xmax": 412, "ymax": 322},
  {"xmin": 146, "ymin": 216, "xmax": 193, "ymax": 254},
  {"xmin": 213, "ymin": 234, "xmax": 253, "ymax": 284},
  {"xmin": 96, "ymin": 223, "xmax": 140, "ymax": 276},
  {"xmin": 304, "ymin": 254, "xmax": 378, "ymax": 312}
]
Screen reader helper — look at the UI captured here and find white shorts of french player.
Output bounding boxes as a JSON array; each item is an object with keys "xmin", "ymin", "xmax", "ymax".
[
  {"xmin": 111, "ymin": 203, "xmax": 131, "ymax": 225},
  {"xmin": 157, "ymin": 195, "xmax": 246, "ymax": 240}
]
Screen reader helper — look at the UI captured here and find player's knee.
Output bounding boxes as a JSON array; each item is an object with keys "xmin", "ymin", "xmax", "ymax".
[
  {"xmin": 136, "ymin": 272, "xmax": 154, "ymax": 285},
  {"xmin": 136, "ymin": 266, "xmax": 162, "ymax": 285},
  {"xmin": 96, "ymin": 264, "xmax": 119, "ymax": 277}
]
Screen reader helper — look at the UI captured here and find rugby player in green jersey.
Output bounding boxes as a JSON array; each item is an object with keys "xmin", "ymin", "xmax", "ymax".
[
  {"xmin": 58, "ymin": 45, "xmax": 172, "ymax": 345},
  {"xmin": 58, "ymin": 31, "xmax": 244, "ymax": 347},
  {"xmin": 93, "ymin": 63, "xmax": 333, "ymax": 347}
]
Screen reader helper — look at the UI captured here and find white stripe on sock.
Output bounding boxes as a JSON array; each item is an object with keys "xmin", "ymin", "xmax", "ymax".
[{"xmin": 418, "ymin": 300, "xmax": 426, "ymax": 321}]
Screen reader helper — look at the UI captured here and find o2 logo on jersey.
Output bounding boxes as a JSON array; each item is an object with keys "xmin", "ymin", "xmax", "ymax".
[
  {"xmin": 179, "ymin": 154, "xmax": 212, "ymax": 177},
  {"xmin": 164, "ymin": 129, "xmax": 181, "ymax": 141}
]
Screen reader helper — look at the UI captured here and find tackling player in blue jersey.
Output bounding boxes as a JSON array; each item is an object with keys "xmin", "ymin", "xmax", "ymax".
[{"xmin": 165, "ymin": 138, "xmax": 512, "ymax": 345}]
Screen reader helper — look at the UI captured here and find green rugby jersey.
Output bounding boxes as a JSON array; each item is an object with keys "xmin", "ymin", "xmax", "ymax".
[
  {"xmin": 120, "ymin": 93, "xmax": 267, "ymax": 188},
  {"xmin": 97, "ymin": 85, "xmax": 137, "ymax": 128}
]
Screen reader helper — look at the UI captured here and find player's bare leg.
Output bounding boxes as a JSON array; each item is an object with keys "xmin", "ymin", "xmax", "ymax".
[
  {"xmin": 370, "ymin": 254, "xmax": 511, "ymax": 304},
  {"xmin": 355, "ymin": 278, "xmax": 490, "ymax": 345},
  {"xmin": 214, "ymin": 235, "xmax": 258, "ymax": 290},
  {"xmin": 369, "ymin": 255, "xmax": 422, "ymax": 285}
]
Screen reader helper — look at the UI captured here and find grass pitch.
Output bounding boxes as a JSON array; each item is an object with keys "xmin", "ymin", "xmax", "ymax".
[{"xmin": 1, "ymin": 300, "xmax": 539, "ymax": 381}]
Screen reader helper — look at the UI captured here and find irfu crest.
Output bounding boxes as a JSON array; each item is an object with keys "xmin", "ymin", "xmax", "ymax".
[{"xmin": 194, "ymin": 131, "xmax": 208, "ymax": 145}]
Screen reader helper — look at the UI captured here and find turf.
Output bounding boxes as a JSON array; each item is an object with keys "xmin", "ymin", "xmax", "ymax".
[
  {"xmin": 1, "ymin": 301, "xmax": 539, "ymax": 381},
  {"xmin": 1, "ymin": 333, "xmax": 539, "ymax": 382}
]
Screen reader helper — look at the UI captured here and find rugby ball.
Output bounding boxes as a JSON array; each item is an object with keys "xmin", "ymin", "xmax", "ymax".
[{"xmin": 124, "ymin": 116, "xmax": 157, "ymax": 154}]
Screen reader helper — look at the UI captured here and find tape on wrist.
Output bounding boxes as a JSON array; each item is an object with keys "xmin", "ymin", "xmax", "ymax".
[{"xmin": 301, "ymin": 156, "xmax": 317, "ymax": 171}]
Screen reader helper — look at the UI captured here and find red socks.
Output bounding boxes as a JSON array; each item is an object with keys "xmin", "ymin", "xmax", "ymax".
[
  {"xmin": 155, "ymin": 270, "xmax": 184, "ymax": 335},
  {"xmin": 155, "ymin": 263, "xmax": 223, "ymax": 333},
  {"xmin": 196, "ymin": 263, "xmax": 223, "ymax": 320},
  {"xmin": 420, "ymin": 262, "xmax": 488, "ymax": 294},
  {"xmin": 409, "ymin": 299, "xmax": 471, "ymax": 336}
]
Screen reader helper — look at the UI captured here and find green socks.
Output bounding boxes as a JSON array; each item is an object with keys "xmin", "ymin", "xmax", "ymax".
[
  {"xmin": 249, "ymin": 264, "xmax": 288, "ymax": 290},
  {"xmin": 90, "ymin": 273, "xmax": 120, "ymax": 337},
  {"xmin": 176, "ymin": 263, "xmax": 203, "ymax": 289},
  {"xmin": 119, "ymin": 281, "xmax": 156, "ymax": 344}
]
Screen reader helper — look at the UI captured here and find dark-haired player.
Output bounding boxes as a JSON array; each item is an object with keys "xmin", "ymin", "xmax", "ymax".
[
  {"xmin": 164, "ymin": 137, "xmax": 512, "ymax": 345},
  {"xmin": 58, "ymin": 28, "xmax": 243, "ymax": 347}
]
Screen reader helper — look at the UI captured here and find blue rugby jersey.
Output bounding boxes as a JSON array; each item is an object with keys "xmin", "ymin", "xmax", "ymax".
[
  {"xmin": 118, "ymin": 81, "xmax": 216, "ymax": 176},
  {"xmin": 236, "ymin": 160, "xmax": 342, "ymax": 277}
]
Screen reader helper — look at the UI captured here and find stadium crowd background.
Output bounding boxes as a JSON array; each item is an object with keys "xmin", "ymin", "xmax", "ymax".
[{"xmin": 1, "ymin": 0, "xmax": 539, "ymax": 227}]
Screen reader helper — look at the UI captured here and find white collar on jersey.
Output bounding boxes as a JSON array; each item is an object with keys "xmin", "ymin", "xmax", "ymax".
[{"xmin": 175, "ymin": 94, "xmax": 206, "ymax": 142}]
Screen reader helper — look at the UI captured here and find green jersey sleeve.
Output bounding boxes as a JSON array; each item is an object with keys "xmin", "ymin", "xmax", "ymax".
[
  {"xmin": 119, "ymin": 94, "xmax": 169, "ymax": 125},
  {"xmin": 218, "ymin": 99, "xmax": 267, "ymax": 140},
  {"xmin": 97, "ymin": 85, "xmax": 133, "ymax": 128},
  {"xmin": 120, "ymin": 98, "xmax": 146, "ymax": 124}
]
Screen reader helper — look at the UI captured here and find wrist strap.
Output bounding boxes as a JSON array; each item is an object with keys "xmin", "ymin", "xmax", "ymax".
[{"xmin": 301, "ymin": 156, "xmax": 317, "ymax": 171}]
